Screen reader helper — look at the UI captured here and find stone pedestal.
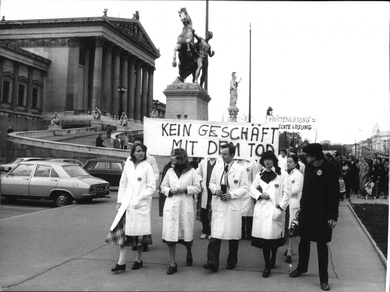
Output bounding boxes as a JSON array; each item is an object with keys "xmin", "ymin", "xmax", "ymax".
[
  {"xmin": 228, "ymin": 107, "xmax": 239, "ymax": 122},
  {"xmin": 48, "ymin": 124, "xmax": 62, "ymax": 130},
  {"xmin": 163, "ymin": 82, "xmax": 211, "ymax": 120}
]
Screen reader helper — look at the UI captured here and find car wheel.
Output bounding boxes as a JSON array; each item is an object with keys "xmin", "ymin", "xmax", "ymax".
[{"xmin": 53, "ymin": 192, "xmax": 73, "ymax": 207}]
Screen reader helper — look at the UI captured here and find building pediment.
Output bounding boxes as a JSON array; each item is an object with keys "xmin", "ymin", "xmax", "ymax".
[{"xmin": 107, "ymin": 19, "xmax": 160, "ymax": 58}]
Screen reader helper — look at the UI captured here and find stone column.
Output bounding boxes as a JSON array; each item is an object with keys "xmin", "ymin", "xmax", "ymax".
[
  {"xmin": 26, "ymin": 66, "xmax": 33, "ymax": 112},
  {"xmin": 83, "ymin": 46, "xmax": 90, "ymax": 111},
  {"xmin": 112, "ymin": 47, "xmax": 121, "ymax": 118},
  {"xmin": 134, "ymin": 60, "xmax": 142, "ymax": 123},
  {"xmin": 147, "ymin": 66, "xmax": 155, "ymax": 118},
  {"xmin": 141, "ymin": 63, "xmax": 149, "ymax": 122},
  {"xmin": 127, "ymin": 56, "xmax": 136, "ymax": 122},
  {"xmin": 121, "ymin": 51, "xmax": 128, "ymax": 120},
  {"xmin": 91, "ymin": 37, "xmax": 104, "ymax": 110},
  {"xmin": 11, "ymin": 61, "xmax": 19, "ymax": 110},
  {"xmin": 65, "ymin": 37, "xmax": 80, "ymax": 111},
  {"xmin": 0, "ymin": 57, "xmax": 3, "ymax": 106},
  {"xmin": 102, "ymin": 42, "xmax": 113, "ymax": 113}
]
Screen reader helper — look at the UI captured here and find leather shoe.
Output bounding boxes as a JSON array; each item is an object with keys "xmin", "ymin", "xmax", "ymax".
[
  {"xmin": 203, "ymin": 263, "xmax": 218, "ymax": 272},
  {"xmin": 320, "ymin": 283, "xmax": 330, "ymax": 291},
  {"xmin": 111, "ymin": 263, "xmax": 126, "ymax": 273},
  {"xmin": 131, "ymin": 260, "xmax": 143, "ymax": 270},
  {"xmin": 226, "ymin": 264, "xmax": 236, "ymax": 270},
  {"xmin": 262, "ymin": 269, "xmax": 271, "ymax": 278},
  {"xmin": 167, "ymin": 263, "xmax": 177, "ymax": 275},
  {"xmin": 289, "ymin": 269, "xmax": 304, "ymax": 278},
  {"xmin": 285, "ymin": 255, "xmax": 292, "ymax": 263},
  {"xmin": 186, "ymin": 256, "xmax": 193, "ymax": 266}
]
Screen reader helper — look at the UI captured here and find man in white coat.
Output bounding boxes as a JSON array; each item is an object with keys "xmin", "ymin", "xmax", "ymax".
[{"xmin": 203, "ymin": 143, "xmax": 249, "ymax": 272}]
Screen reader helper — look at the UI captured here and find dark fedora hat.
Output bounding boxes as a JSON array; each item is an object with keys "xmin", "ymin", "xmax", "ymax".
[{"xmin": 302, "ymin": 143, "xmax": 324, "ymax": 159}]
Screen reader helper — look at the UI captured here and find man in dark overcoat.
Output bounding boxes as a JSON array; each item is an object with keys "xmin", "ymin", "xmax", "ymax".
[{"xmin": 289, "ymin": 143, "xmax": 339, "ymax": 291}]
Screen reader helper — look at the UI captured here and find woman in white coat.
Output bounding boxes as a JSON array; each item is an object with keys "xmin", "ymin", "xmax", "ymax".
[
  {"xmin": 161, "ymin": 148, "xmax": 201, "ymax": 275},
  {"xmin": 249, "ymin": 151, "xmax": 291, "ymax": 278},
  {"xmin": 285, "ymin": 154, "xmax": 303, "ymax": 264},
  {"xmin": 106, "ymin": 143, "xmax": 156, "ymax": 273}
]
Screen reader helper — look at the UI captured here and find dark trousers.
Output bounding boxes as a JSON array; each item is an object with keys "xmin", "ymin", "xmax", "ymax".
[
  {"xmin": 297, "ymin": 238, "xmax": 329, "ymax": 284},
  {"xmin": 241, "ymin": 217, "xmax": 253, "ymax": 239},
  {"xmin": 201, "ymin": 208, "xmax": 211, "ymax": 235},
  {"xmin": 207, "ymin": 238, "xmax": 239, "ymax": 269}
]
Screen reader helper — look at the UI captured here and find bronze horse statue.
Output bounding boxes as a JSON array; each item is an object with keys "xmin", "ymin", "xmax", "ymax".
[{"xmin": 172, "ymin": 8, "xmax": 198, "ymax": 83}]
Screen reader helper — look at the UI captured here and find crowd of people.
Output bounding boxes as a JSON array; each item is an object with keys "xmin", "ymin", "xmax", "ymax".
[
  {"xmin": 325, "ymin": 152, "xmax": 389, "ymax": 201},
  {"xmin": 103, "ymin": 140, "xmax": 360, "ymax": 291}
]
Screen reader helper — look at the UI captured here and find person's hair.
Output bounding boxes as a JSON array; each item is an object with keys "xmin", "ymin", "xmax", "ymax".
[
  {"xmin": 221, "ymin": 142, "xmax": 236, "ymax": 156},
  {"xmin": 133, "ymin": 137, "xmax": 144, "ymax": 144},
  {"xmin": 130, "ymin": 143, "xmax": 147, "ymax": 162},
  {"xmin": 287, "ymin": 154, "xmax": 300, "ymax": 170},
  {"xmin": 279, "ymin": 148, "xmax": 287, "ymax": 155},
  {"xmin": 260, "ymin": 151, "xmax": 281, "ymax": 175},
  {"xmin": 298, "ymin": 154, "xmax": 308, "ymax": 165},
  {"xmin": 171, "ymin": 148, "xmax": 190, "ymax": 165}
]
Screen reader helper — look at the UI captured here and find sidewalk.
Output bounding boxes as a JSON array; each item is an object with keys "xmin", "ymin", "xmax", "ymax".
[{"xmin": 0, "ymin": 194, "xmax": 386, "ymax": 291}]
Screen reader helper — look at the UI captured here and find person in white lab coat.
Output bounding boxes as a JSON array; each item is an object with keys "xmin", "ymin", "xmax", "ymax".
[
  {"xmin": 197, "ymin": 157, "xmax": 218, "ymax": 239},
  {"xmin": 106, "ymin": 143, "xmax": 156, "ymax": 273},
  {"xmin": 161, "ymin": 148, "xmax": 201, "ymax": 275},
  {"xmin": 285, "ymin": 154, "xmax": 303, "ymax": 264},
  {"xmin": 249, "ymin": 150, "xmax": 291, "ymax": 278},
  {"xmin": 203, "ymin": 143, "xmax": 249, "ymax": 272}
]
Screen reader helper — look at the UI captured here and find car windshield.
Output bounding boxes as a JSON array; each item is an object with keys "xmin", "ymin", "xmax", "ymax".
[
  {"xmin": 62, "ymin": 165, "xmax": 90, "ymax": 177},
  {"xmin": 12, "ymin": 158, "xmax": 24, "ymax": 164}
]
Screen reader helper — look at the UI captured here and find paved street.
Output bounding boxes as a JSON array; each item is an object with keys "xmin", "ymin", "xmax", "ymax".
[{"xmin": 0, "ymin": 191, "xmax": 387, "ymax": 291}]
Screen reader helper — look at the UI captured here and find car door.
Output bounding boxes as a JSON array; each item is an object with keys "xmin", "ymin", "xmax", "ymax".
[
  {"xmin": 29, "ymin": 165, "xmax": 59, "ymax": 197},
  {"xmin": 108, "ymin": 161, "xmax": 124, "ymax": 186},
  {"xmin": 1, "ymin": 164, "xmax": 35, "ymax": 196},
  {"xmin": 86, "ymin": 161, "xmax": 110, "ymax": 183}
]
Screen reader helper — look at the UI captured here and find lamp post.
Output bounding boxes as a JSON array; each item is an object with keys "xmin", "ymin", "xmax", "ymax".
[{"xmin": 117, "ymin": 86, "xmax": 127, "ymax": 120}]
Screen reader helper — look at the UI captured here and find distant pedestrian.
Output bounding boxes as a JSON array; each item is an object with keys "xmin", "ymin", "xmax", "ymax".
[
  {"xmin": 161, "ymin": 148, "xmax": 201, "ymax": 275},
  {"xmin": 106, "ymin": 125, "xmax": 112, "ymax": 139},
  {"xmin": 95, "ymin": 134, "xmax": 105, "ymax": 147},
  {"xmin": 289, "ymin": 143, "xmax": 339, "ymax": 291},
  {"xmin": 106, "ymin": 143, "xmax": 156, "ymax": 273},
  {"xmin": 113, "ymin": 136, "xmax": 121, "ymax": 149}
]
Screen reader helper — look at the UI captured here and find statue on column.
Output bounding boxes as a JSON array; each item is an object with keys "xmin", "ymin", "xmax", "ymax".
[
  {"xmin": 229, "ymin": 72, "xmax": 241, "ymax": 107},
  {"xmin": 193, "ymin": 31, "xmax": 215, "ymax": 88},
  {"xmin": 50, "ymin": 111, "xmax": 61, "ymax": 126}
]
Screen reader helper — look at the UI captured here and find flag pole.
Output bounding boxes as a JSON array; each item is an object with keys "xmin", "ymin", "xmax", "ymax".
[
  {"xmin": 205, "ymin": 0, "xmax": 209, "ymax": 91},
  {"xmin": 248, "ymin": 23, "xmax": 252, "ymax": 123}
]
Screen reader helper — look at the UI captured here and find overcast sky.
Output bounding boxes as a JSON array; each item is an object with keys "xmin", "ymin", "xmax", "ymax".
[{"xmin": 1, "ymin": 0, "xmax": 389, "ymax": 144}]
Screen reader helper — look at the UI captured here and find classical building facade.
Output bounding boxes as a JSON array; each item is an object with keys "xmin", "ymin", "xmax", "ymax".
[
  {"xmin": 0, "ymin": 14, "xmax": 161, "ymax": 161},
  {"xmin": 0, "ymin": 15, "xmax": 160, "ymax": 121}
]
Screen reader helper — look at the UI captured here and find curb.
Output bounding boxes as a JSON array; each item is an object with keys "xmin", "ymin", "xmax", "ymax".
[{"xmin": 348, "ymin": 202, "xmax": 387, "ymax": 266}]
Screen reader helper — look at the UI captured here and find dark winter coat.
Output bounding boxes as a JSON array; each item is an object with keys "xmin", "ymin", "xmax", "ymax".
[{"xmin": 299, "ymin": 158, "xmax": 339, "ymax": 242}]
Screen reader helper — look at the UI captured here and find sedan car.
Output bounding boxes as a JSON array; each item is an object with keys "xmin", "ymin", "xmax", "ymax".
[
  {"xmin": 0, "ymin": 161, "xmax": 110, "ymax": 207},
  {"xmin": 83, "ymin": 159, "xmax": 125, "ymax": 187},
  {"xmin": 0, "ymin": 157, "xmax": 45, "ymax": 172},
  {"xmin": 49, "ymin": 158, "xmax": 83, "ymax": 167}
]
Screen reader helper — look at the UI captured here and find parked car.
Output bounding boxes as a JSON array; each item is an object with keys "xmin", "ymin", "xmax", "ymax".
[
  {"xmin": 0, "ymin": 157, "xmax": 45, "ymax": 172},
  {"xmin": 0, "ymin": 161, "xmax": 110, "ymax": 207},
  {"xmin": 83, "ymin": 159, "xmax": 125, "ymax": 187},
  {"xmin": 49, "ymin": 158, "xmax": 83, "ymax": 167}
]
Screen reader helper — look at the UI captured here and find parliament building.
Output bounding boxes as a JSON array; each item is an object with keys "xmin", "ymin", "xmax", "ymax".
[{"xmin": 0, "ymin": 13, "xmax": 161, "ymax": 159}]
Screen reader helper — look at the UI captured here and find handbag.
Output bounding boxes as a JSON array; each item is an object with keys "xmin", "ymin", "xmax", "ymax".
[{"xmin": 288, "ymin": 209, "xmax": 300, "ymax": 237}]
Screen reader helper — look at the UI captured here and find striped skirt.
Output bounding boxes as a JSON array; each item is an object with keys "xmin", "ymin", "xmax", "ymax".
[{"xmin": 105, "ymin": 214, "xmax": 152, "ymax": 247}]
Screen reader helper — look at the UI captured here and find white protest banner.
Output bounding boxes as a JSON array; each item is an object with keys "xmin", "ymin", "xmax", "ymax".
[
  {"xmin": 265, "ymin": 115, "xmax": 318, "ymax": 133},
  {"xmin": 144, "ymin": 118, "xmax": 279, "ymax": 160}
]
